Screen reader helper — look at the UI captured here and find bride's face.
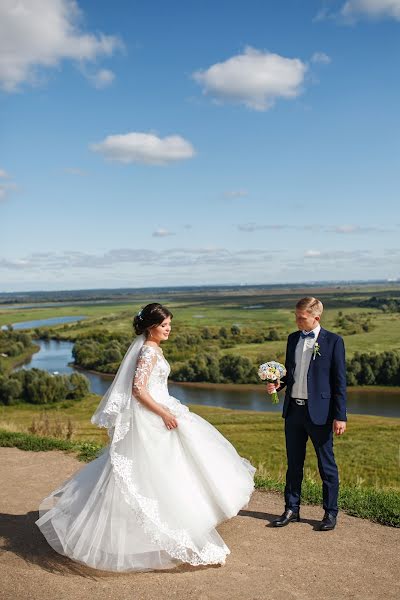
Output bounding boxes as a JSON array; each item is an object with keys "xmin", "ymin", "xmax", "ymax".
[{"xmin": 149, "ymin": 316, "xmax": 172, "ymax": 343}]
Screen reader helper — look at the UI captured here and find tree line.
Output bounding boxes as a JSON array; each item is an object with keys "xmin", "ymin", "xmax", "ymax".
[
  {"xmin": 361, "ymin": 296, "xmax": 400, "ymax": 313},
  {"xmin": 0, "ymin": 368, "xmax": 90, "ymax": 406},
  {"xmin": 0, "ymin": 328, "xmax": 34, "ymax": 357},
  {"xmin": 346, "ymin": 351, "xmax": 400, "ymax": 386}
]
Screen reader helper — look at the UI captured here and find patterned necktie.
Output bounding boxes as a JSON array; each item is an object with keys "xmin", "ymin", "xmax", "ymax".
[{"xmin": 300, "ymin": 331, "xmax": 315, "ymax": 339}]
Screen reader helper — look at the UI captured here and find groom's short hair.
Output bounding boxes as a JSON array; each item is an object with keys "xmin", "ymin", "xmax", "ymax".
[{"xmin": 296, "ymin": 297, "xmax": 324, "ymax": 317}]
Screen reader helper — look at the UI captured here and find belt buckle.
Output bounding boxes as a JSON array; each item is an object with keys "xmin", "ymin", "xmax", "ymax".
[{"xmin": 295, "ymin": 398, "xmax": 306, "ymax": 406}]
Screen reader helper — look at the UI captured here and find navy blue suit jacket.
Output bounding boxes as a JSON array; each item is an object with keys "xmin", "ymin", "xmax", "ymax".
[{"xmin": 280, "ymin": 327, "xmax": 347, "ymax": 425}]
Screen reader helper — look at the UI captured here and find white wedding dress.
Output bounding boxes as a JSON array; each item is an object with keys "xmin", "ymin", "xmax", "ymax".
[{"xmin": 35, "ymin": 344, "xmax": 255, "ymax": 572}]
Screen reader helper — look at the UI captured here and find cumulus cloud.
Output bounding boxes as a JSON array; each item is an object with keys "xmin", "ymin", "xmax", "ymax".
[
  {"xmin": 311, "ymin": 52, "xmax": 332, "ymax": 64},
  {"xmin": 2, "ymin": 246, "xmax": 398, "ymax": 289},
  {"xmin": 85, "ymin": 68, "xmax": 115, "ymax": 89},
  {"xmin": 0, "ymin": 0, "xmax": 122, "ymax": 92},
  {"xmin": 90, "ymin": 132, "xmax": 196, "ymax": 165},
  {"xmin": 192, "ymin": 46, "xmax": 308, "ymax": 111},
  {"xmin": 0, "ymin": 247, "xmax": 274, "ymax": 272},
  {"xmin": 152, "ymin": 228, "xmax": 175, "ymax": 238},
  {"xmin": 316, "ymin": 0, "xmax": 400, "ymax": 22},
  {"xmin": 341, "ymin": 0, "xmax": 400, "ymax": 20}
]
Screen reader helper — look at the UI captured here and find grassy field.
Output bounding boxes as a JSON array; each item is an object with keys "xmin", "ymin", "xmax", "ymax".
[
  {"xmin": 1, "ymin": 399, "xmax": 399, "ymax": 526},
  {"xmin": 1, "ymin": 396, "xmax": 398, "ymax": 491},
  {"xmin": 2, "ymin": 286, "xmax": 400, "ymax": 361}
]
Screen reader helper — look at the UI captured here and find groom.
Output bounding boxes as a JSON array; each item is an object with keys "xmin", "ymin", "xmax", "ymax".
[{"xmin": 267, "ymin": 296, "xmax": 347, "ymax": 531}]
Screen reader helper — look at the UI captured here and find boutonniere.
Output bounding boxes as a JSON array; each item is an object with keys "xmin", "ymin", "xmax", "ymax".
[{"xmin": 313, "ymin": 342, "xmax": 321, "ymax": 360}]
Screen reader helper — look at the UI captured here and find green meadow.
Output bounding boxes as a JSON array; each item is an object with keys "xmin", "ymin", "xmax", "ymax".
[
  {"xmin": 1, "ymin": 399, "xmax": 399, "ymax": 526},
  {"xmin": 2, "ymin": 283, "xmax": 400, "ymax": 362},
  {"xmin": 2, "ymin": 396, "xmax": 398, "ymax": 490}
]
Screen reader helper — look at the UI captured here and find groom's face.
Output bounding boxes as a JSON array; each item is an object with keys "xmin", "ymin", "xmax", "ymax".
[{"xmin": 295, "ymin": 310, "xmax": 320, "ymax": 332}]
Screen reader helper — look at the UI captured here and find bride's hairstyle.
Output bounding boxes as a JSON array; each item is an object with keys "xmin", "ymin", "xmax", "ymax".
[{"xmin": 133, "ymin": 303, "xmax": 173, "ymax": 336}]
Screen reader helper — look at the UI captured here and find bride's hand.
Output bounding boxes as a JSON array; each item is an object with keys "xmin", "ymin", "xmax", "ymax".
[{"xmin": 162, "ymin": 410, "xmax": 178, "ymax": 430}]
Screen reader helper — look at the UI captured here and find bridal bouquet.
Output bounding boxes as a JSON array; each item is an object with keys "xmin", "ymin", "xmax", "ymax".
[{"xmin": 258, "ymin": 361, "xmax": 287, "ymax": 404}]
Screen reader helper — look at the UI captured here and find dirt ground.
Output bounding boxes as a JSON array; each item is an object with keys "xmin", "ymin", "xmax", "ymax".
[{"xmin": 0, "ymin": 447, "xmax": 399, "ymax": 600}]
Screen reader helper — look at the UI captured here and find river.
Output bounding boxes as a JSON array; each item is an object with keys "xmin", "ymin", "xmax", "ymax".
[{"xmin": 18, "ymin": 338, "xmax": 400, "ymax": 418}]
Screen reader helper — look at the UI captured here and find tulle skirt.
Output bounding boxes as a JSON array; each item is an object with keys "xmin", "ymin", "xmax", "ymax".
[{"xmin": 35, "ymin": 397, "xmax": 256, "ymax": 572}]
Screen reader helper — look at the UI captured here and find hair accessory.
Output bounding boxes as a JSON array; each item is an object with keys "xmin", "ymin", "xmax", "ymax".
[{"xmin": 137, "ymin": 310, "xmax": 143, "ymax": 321}]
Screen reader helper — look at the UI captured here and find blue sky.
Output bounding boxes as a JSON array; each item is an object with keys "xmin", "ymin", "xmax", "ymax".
[{"xmin": 1, "ymin": 0, "xmax": 399, "ymax": 291}]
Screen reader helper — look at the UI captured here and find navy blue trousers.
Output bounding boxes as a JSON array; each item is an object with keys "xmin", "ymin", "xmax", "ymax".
[{"xmin": 284, "ymin": 402, "xmax": 339, "ymax": 515}]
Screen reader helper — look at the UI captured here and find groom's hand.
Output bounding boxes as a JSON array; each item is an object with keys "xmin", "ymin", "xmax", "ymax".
[
  {"xmin": 333, "ymin": 420, "xmax": 346, "ymax": 436},
  {"xmin": 266, "ymin": 383, "xmax": 278, "ymax": 394}
]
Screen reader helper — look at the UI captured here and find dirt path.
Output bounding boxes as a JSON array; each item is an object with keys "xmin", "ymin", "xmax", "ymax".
[{"xmin": 0, "ymin": 447, "xmax": 398, "ymax": 600}]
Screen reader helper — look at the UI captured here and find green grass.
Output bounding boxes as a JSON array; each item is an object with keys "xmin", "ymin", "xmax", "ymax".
[
  {"xmin": 0, "ymin": 429, "xmax": 103, "ymax": 462},
  {"xmin": 2, "ymin": 284, "xmax": 400, "ymax": 360},
  {"xmin": 1, "ymin": 424, "xmax": 398, "ymax": 527},
  {"xmin": 254, "ymin": 475, "xmax": 400, "ymax": 527},
  {"xmin": 1, "ymin": 399, "xmax": 399, "ymax": 490}
]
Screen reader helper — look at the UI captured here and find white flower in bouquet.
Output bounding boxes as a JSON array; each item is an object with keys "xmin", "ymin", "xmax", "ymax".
[{"xmin": 258, "ymin": 361, "xmax": 287, "ymax": 404}]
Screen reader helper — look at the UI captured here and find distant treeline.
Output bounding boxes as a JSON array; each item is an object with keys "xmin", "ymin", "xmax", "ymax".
[
  {"xmin": 71, "ymin": 326, "xmax": 286, "ymax": 375},
  {"xmin": 0, "ymin": 368, "xmax": 90, "ymax": 406},
  {"xmin": 361, "ymin": 296, "xmax": 400, "ymax": 313},
  {"xmin": 346, "ymin": 351, "xmax": 400, "ymax": 386},
  {"xmin": 70, "ymin": 329, "xmax": 400, "ymax": 387}
]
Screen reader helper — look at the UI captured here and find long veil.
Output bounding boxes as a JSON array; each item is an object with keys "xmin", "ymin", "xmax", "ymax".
[{"xmin": 91, "ymin": 334, "xmax": 145, "ymax": 429}]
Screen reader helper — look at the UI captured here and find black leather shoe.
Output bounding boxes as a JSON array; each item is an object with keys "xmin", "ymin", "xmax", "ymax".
[
  {"xmin": 272, "ymin": 509, "xmax": 300, "ymax": 527},
  {"xmin": 319, "ymin": 512, "xmax": 337, "ymax": 531}
]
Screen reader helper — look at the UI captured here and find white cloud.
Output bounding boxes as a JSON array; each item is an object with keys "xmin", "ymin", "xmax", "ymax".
[
  {"xmin": 0, "ymin": 247, "xmax": 274, "ymax": 272},
  {"xmin": 311, "ymin": 52, "xmax": 332, "ymax": 64},
  {"xmin": 0, "ymin": 0, "xmax": 122, "ymax": 92},
  {"xmin": 238, "ymin": 223, "xmax": 291, "ymax": 232},
  {"xmin": 341, "ymin": 0, "xmax": 400, "ymax": 20},
  {"xmin": 333, "ymin": 224, "xmax": 388, "ymax": 234},
  {"xmin": 0, "ymin": 169, "xmax": 9, "ymax": 178},
  {"xmin": 223, "ymin": 189, "xmax": 248, "ymax": 199},
  {"xmin": 152, "ymin": 228, "xmax": 175, "ymax": 238},
  {"xmin": 86, "ymin": 68, "xmax": 115, "ymax": 89},
  {"xmin": 1, "ymin": 246, "xmax": 398, "ymax": 290},
  {"xmin": 304, "ymin": 249, "xmax": 370, "ymax": 260},
  {"xmin": 192, "ymin": 46, "xmax": 308, "ymax": 111},
  {"xmin": 316, "ymin": 0, "xmax": 400, "ymax": 22},
  {"xmin": 90, "ymin": 132, "xmax": 196, "ymax": 166},
  {"xmin": 304, "ymin": 249, "xmax": 322, "ymax": 258}
]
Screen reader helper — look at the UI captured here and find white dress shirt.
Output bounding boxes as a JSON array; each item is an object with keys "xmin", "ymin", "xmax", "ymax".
[{"xmin": 291, "ymin": 324, "xmax": 321, "ymax": 400}]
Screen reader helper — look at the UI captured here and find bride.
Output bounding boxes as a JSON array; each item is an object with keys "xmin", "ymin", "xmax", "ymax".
[{"xmin": 35, "ymin": 303, "xmax": 255, "ymax": 572}]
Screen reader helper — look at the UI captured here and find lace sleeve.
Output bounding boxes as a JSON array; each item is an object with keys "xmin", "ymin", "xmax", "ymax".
[{"xmin": 132, "ymin": 345, "xmax": 157, "ymax": 396}]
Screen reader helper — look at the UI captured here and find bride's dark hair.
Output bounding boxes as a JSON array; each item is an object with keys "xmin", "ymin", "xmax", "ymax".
[{"xmin": 133, "ymin": 303, "xmax": 173, "ymax": 336}]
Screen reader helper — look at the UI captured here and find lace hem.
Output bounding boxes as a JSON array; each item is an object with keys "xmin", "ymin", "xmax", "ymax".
[{"xmin": 109, "ymin": 412, "xmax": 230, "ymax": 567}]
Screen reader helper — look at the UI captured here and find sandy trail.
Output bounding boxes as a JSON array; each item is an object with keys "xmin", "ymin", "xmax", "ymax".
[{"xmin": 0, "ymin": 447, "xmax": 398, "ymax": 600}]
